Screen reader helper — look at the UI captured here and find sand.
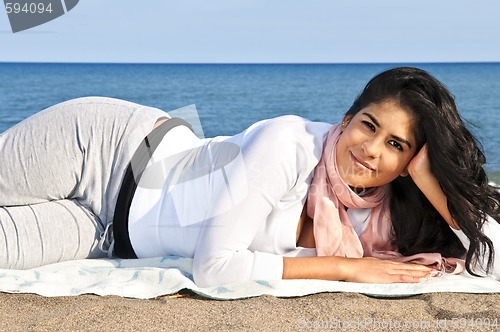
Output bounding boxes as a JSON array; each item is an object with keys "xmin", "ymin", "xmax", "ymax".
[{"xmin": 1, "ymin": 291, "xmax": 499, "ymax": 331}]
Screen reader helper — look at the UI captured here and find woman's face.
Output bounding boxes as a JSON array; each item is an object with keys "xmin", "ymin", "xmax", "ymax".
[{"xmin": 335, "ymin": 100, "xmax": 418, "ymax": 190}]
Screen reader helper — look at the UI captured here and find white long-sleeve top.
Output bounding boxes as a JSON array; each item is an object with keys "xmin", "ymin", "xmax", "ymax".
[
  {"xmin": 129, "ymin": 115, "xmax": 331, "ymax": 287},
  {"xmin": 451, "ymin": 216, "xmax": 500, "ymax": 280}
]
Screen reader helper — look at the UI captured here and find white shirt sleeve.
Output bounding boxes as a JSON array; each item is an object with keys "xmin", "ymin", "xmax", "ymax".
[
  {"xmin": 191, "ymin": 116, "xmax": 326, "ymax": 287},
  {"xmin": 451, "ymin": 214, "xmax": 500, "ymax": 280}
]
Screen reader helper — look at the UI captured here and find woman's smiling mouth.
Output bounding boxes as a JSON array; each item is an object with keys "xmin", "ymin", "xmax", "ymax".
[{"xmin": 350, "ymin": 152, "xmax": 375, "ymax": 172}]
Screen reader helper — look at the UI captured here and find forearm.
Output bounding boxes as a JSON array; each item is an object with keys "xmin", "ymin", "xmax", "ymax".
[
  {"xmin": 408, "ymin": 168, "xmax": 459, "ymax": 230},
  {"xmin": 283, "ymin": 256, "xmax": 347, "ymax": 281},
  {"xmin": 283, "ymin": 256, "xmax": 433, "ymax": 283},
  {"xmin": 407, "ymin": 145, "xmax": 459, "ymax": 230}
]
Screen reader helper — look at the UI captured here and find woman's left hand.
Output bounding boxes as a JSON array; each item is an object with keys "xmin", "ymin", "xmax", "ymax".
[{"xmin": 407, "ymin": 144, "xmax": 431, "ymax": 179}]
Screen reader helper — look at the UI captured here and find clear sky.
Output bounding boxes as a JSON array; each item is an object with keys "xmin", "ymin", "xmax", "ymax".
[{"xmin": 1, "ymin": 0, "xmax": 500, "ymax": 63}]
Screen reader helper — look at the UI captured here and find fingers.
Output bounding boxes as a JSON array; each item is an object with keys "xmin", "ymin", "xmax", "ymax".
[
  {"xmin": 344, "ymin": 257, "xmax": 437, "ymax": 284},
  {"xmin": 386, "ymin": 263, "xmax": 435, "ymax": 283},
  {"xmin": 390, "ymin": 269, "xmax": 433, "ymax": 283},
  {"xmin": 375, "ymin": 261, "xmax": 435, "ymax": 284},
  {"xmin": 396, "ymin": 263, "xmax": 434, "ymax": 271}
]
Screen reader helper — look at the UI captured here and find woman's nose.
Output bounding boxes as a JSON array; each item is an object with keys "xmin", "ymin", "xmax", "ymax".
[{"xmin": 361, "ymin": 138, "xmax": 382, "ymax": 158}]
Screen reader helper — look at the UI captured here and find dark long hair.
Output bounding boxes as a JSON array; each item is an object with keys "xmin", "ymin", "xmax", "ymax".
[{"xmin": 345, "ymin": 67, "xmax": 500, "ymax": 275}]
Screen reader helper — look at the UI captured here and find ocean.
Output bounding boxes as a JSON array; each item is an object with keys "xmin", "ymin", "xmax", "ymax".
[{"xmin": 0, "ymin": 62, "xmax": 499, "ymax": 182}]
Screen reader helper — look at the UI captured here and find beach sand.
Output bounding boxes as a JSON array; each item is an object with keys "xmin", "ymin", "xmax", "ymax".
[{"xmin": 1, "ymin": 291, "xmax": 499, "ymax": 331}]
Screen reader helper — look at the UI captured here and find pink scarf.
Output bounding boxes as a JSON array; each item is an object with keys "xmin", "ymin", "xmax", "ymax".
[{"xmin": 307, "ymin": 124, "xmax": 464, "ymax": 275}]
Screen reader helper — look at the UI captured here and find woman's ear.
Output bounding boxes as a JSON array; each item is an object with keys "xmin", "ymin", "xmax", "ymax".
[{"xmin": 341, "ymin": 115, "xmax": 352, "ymax": 129}]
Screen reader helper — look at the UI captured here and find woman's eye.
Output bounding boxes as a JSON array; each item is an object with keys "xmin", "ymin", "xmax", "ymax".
[
  {"xmin": 389, "ymin": 140, "xmax": 403, "ymax": 151},
  {"xmin": 362, "ymin": 121, "xmax": 375, "ymax": 131}
]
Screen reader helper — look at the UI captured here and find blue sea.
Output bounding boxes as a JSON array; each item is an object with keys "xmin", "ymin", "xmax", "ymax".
[{"xmin": 0, "ymin": 62, "xmax": 499, "ymax": 182}]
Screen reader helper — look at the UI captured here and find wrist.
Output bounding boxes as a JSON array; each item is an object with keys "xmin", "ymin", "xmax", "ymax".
[
  {"xmin": 408, "ymin": 165, "xmax": 430, "ymax": 182},
  {"xmin": 333, "ymin": 256, "xmax": 350, "ymax": 281}
]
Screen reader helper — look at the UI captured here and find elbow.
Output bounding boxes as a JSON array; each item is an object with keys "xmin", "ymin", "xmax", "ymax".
[
  {"xmin": 192, "ymin": 264, "xmax": 219, "ymax": 288},
  {"xmin": 192, "ymin": 251, "xmax": 255, "ymax": 287},
  {"xmin": 192, "ymin": 256, "xmax": 240, "ymax": 288},
  {"xmin": 192, "ymin": 251, "xmax": 283, "ymax": 287}
]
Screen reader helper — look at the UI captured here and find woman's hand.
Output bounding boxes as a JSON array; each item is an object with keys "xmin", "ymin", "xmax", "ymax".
[
  {"xmin": 338, "ymin": 257, "xmax": 433, "ymax": 283},
  {"xmin": 407, "ymin": 144, "xmax": 431, "ymax": 179},
  {"xmin": 283, "ymin": 256, "xmax": 433, "ymax": 283}
]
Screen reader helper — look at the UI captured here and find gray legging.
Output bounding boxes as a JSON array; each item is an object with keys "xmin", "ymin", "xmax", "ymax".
[{"xmin": 0, "ymin": 97, "xmax": 168, "ymax": 269}]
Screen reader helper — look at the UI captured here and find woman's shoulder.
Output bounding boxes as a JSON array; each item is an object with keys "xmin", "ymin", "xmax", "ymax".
[
  {"xmin": 230, "ymin": 115, "xmax": 332, "ymax": 164},
  {"xmin": 244, "ymin": 115, "xmax": 332, "ymax": 143}
]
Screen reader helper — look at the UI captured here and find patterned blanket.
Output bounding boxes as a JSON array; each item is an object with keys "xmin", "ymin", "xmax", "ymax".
[{"xmin": 0, "ymin": 257, "xmax": 499, "ymax": 300}]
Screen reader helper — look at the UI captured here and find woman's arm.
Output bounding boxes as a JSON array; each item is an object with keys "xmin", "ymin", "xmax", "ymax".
[
  {"xmin": 283, "ymin": 256, "xmax": 433, "ymax": 283},
  {"xmin": 408, "ymin": 146, "xmax": 500, "ymax": 279},
  {"xmin": 407, "ymin": 145, "xmax": 459, "ymax": 229}
]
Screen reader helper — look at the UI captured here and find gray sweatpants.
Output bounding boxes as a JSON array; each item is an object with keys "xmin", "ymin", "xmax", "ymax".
[{"xmin": 0, "ymin": 97, "xmax": 168, "ymax": 269}]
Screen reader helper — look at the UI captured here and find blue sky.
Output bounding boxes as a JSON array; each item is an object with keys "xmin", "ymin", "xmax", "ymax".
[{"xmin": 1, "ymin": 0, "xmax": 500, "ymax": 63}]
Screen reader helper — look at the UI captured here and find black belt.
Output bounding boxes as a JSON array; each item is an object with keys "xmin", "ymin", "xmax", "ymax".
[{"xmin": 113, "ymin": 117, "xmax": 193, "ymax": 258}]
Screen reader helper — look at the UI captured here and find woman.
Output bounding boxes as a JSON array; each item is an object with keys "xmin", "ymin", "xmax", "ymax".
[{"xmin": 0, "ymin": 67, "xmax": 499, "ymax": 287}]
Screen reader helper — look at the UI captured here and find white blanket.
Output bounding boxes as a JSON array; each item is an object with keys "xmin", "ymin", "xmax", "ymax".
[{"xmin": 0, "ymin": 257, "xmax": 499, "ymax": 300}]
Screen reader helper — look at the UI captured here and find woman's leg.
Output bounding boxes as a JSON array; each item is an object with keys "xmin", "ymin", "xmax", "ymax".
[
  {"xmin": 0, "ymin": 199, "xmax": 103, "ymax": 269},
  {"xmin": 0, "ymin": 97, "xmax": 168, "ymax": 268}
]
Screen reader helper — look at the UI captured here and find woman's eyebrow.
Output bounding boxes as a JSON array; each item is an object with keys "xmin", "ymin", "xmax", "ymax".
[{"xmin": 362, "ymin": 112, "xmax": 412, "ymax": 149}]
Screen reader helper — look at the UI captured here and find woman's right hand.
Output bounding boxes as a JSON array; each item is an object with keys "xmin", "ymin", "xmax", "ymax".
[
  {"xmin": 283, "ymin": 256, "xmax": 434, "ymax": 283},
  {"xmin": 338, "ymin": 256, "xmax": 434, "ymax": 283}
]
